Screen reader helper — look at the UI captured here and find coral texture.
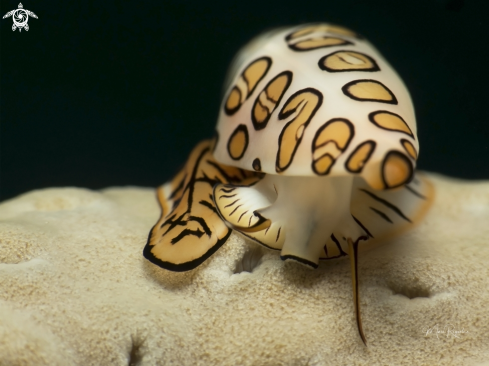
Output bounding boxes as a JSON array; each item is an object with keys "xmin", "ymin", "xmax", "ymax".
[{"xmin": 0, "ymin": 173, "xmax": 488, "ymax": 365}]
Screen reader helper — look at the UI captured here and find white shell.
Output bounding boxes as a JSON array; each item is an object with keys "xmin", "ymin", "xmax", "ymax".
[{"xmin": 213, "ymin": 23, "xmax": 418, "ymax": 190}]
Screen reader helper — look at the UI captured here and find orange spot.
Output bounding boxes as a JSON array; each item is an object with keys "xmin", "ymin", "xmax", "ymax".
[
  {"xmin": 225, "ymin": 87, "xmax": 241, "ymax": 113},
  {"xmin": 383, "ymin": 151, "xmax": 413, "ymax": 188},
  {"xmin": 401, "ymin": 139, "xmax": 418, "ymax": 159},
  {"xmin": 369, "ymin": 111, "xmax": 413, "ymax": 137},
  {"xmin": 227, "ymin": 125, "xmax": 249, "ymax": 160},
  {"xmin": 345, "ymin": 141, "xmax": 376, "ymax": 173},
  {"xmin": 343, "ymin": 80, "xmax": 397, "ymax": 104},
  {"xmin": 320, "ymin": 51, "xmax": 379, "ymax": 72},
  {"xmin": 243, "ymin": 58, "xmax": 271, "ymax": 94},
  {"xmin": 313, "ymin": 154, "xmax": 334, "ymax": 175}
]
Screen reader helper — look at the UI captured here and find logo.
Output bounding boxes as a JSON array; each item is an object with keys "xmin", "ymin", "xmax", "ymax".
[{"xmin": 3, "ymin": 3, "xmax": 38, "ymax": 32}]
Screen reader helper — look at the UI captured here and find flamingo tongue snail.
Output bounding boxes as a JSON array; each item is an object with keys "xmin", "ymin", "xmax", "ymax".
[{"xmin": 144, "ymin": 23, "xmax": 434, "ymax": 345}]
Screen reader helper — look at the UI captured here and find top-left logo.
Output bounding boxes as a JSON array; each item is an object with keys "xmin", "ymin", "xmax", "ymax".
[{"xmin": 3, "ymin": 3, "xmax": 38, "ymax": 32}]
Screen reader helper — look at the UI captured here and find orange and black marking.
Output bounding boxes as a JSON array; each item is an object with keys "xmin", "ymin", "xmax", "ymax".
[
  {"xmin": 401, "ymin": 138, "xmax": 418, "ymax": 160},
  {"xmin": 381, "ymin": 150, "xmax": 414, "ymax": 189},
  {"xmin": 318, "ymin": 51, "xmax": 380, "ymax": 73},
  {"xmin": 349, "ymin": 174, "xmax": 434, "ymax": 252},
  {"xmin": 342, "ymin": 79, "xmax": 398, "ymax": 104},
  {"xmin": 368, "ymin": 111, "xmax": 413, "ymax": 137},
  {"xmin": 227, "ymin": 124, "xmax": 249, "ymax": 160},
  {"xmin": 276, "ymin": 88, "xmax": 323, "ymax": 173},
  {"xmin": 144, "ymin": 140, "xmax": 260, "ymax": 271},
  {"xmin": 311, "ymin": 118, "xmax": 355, "ymax": 175},
  {"xmin": 252, "ymin": 71, "xmax": 293, "ymax": 130},
  {"xmin": 287, "ymin": 24, "xmax": 360, "ymax": 40},
  {"xmin": 345, "ymin": 140, "xmax": 376, "ymax": 173},
  {"xmin": 212, "ymin": 183, "xmax": 285, "ymax": 252},
  {"xmin": 224, "ymin": 57, "xmax": 272, "ymax": 115},
  {"xmin": 358, "ymin": 188, "xmax": 412, "ymax": 223},
  {"xmin": 285, "ymin": 24, "xmax": 353, "ymax": 52}
]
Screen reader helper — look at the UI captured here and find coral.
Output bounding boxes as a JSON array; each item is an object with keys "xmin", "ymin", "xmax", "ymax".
[{"xmin": 0, "ymin": 174, "xmax": 488, "ymax": 365}]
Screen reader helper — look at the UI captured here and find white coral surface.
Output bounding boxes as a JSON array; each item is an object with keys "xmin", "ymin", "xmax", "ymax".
[{"xmin": 0, "ymin": 173, "xmax": 488, "ymax": 365}]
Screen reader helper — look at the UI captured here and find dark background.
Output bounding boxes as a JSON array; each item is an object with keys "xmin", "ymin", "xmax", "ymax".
[{"xmin": 1, "ymin": 0, "xmax": 488, "ymax": 202}]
